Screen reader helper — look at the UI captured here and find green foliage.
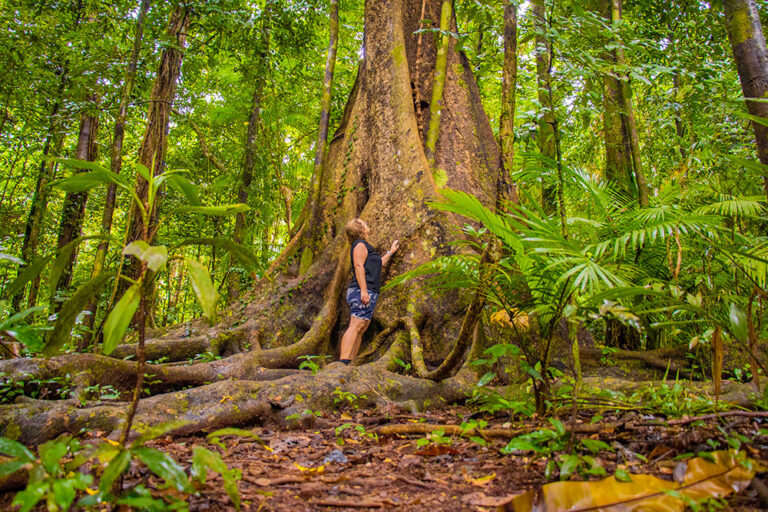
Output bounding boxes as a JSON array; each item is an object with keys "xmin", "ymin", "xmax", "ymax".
[
  {"xmin": 332, "ymin": 388, "xmax": 367, "ymax": 409},
  {"xmin": 298, "ymin": 354, "xmax": 328, "ymax": 375},
  {"xmin": 335, "ymin": 423, "xmax": 377, "ymax": 445},
  {"xmin": 0, "ymin": 420, "xmax": 244, "ymax": 510}
]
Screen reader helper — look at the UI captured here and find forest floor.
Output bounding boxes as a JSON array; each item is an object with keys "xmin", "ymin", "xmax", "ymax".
[{"xmin": 4, "ymin": 404, "xmax": 758, "ymax": 511}]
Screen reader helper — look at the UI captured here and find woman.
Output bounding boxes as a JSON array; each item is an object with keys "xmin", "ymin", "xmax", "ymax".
[{"xmin": 339, "ymin": 218, "xmax": 399, "ymax": 364}]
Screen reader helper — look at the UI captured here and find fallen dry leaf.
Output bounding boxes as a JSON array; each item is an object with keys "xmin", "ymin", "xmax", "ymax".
[{"xmin": 498, "ymin": 450, "xmax": 756, "ymax": 512}]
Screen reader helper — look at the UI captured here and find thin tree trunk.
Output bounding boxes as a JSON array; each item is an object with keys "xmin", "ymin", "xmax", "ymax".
[
  {"xmin": 498, "ymin": 1, "xmax": 519, "ymax": 209},
  {"xmin": 12, "ymin": 92, "xmax": 67, "ymax": 310},
  {"xmin": 229, "ymin": 5, "xmax": 272, "ymax": 298},
  {"xmin": 302, "ymin": 0, "xmax": 340, "ymax": 272},
  {"xmin": 124, "ymin": 3, "xmax": 190, "ymax": 282},
  {"xmin": 81, "ymin": 0, "xmax": 150, "ymax": 349},
  {"xmin": 672, "ymin": 71, "xmax": 688, "ymax": 161},
  {"xmin": 53, "ymin": 96, "xmax": 99, "ymax": 300},
  {"xmin": 723, "ymin": 0, "xmax": 768, "ymax": 202},
  {"xmin": 532, "ymin": 0, "xmax": 556, "ymax": 214},
  {"xmin": 424, "ymin": 0, "xmax": 453, "ymax": 170},
  {"xmin": 610, "ymin": 0, "xmax": 649, "ymax": 207}
]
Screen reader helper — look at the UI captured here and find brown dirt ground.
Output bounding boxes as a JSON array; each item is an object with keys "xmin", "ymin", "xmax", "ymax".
[{"xmin": 2, "ymin": 406, "xmax": 768, "ymax": 511}]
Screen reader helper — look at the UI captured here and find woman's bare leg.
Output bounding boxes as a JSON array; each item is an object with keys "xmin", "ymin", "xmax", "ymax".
[{"xmin": 340, "ymin": 316, "xmax": 371, "ymax": 360}]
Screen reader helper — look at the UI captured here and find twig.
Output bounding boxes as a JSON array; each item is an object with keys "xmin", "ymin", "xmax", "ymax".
[
  {"xmin": 395, "ymin": 475, "xmax": 431, "ymax": 489},
  {"xmin": 312, "ymin": 498, "xmax": 384, "ymax": 508}
]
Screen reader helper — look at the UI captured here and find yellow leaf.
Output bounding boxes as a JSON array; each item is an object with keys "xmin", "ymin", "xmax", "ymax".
[
  {"xmin": 294, "ymin": 462, "xmax": 326, "ymax": 473},
  {"xmin": 490, "ymin": 309, "xmax": 529, "ymax": 330},
  {"xmin": 84, "ymin": 488, "xmax": 98, "ymax": 496},
  {"xmin": 220, "ymin": 395, "xmax": 233, "ymax": 403},
  {"xmin": 465, "ymin": 472, "xmax": 496, "ymax": 486}
]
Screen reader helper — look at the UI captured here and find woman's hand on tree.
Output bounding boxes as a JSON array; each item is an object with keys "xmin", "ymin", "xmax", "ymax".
[{"xmin": 389, "ymin": 240, "xmax": 399, "ymax": 254}]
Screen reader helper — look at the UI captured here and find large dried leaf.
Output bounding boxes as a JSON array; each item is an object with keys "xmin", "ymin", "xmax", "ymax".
[{"xmin": 499, "ymin": 450, "xmax": 755, "ymax": 512}]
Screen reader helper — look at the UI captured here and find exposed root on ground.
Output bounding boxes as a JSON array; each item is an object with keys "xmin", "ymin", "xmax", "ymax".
[{"xmin": 0, "ymin": 359, "xmax": 476, "ymax": 445}]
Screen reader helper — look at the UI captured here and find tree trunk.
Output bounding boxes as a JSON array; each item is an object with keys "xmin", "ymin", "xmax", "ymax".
[
  {"xmin": 302, "ymin": 0, "xmax": 340, "ymax": 272},
  {"xmin": 52, "ymin": 97, "xmax": 100, "ymax": 302},
  {"xmin": 81, "ymin": 0, "xmax": 150, "ymax": 349},
  {"xmin": 609, "ymin": 0, "xmax": 649, "ymax": 208},
  {"xmin": 124, "ymin": 3, "xmax": 190, "ymax": 282},
  {"xmin": 230, "ymin": 6, "xmax": 272, "ymax": 298},
  {"xmin": 0, "ymin": 0, "xmax": 507, "ymax": 443},
  {"xmin": 723, "ymin": 0, "xmax": 768, "ymax": 202},
  {"xmin": 498, "ymin": 1, "xmax": 519, "ymax": 209},
  {"xmin": 13, "ymin": 98, "xmax": 67, "ymax": 311},
  {"xmin": 532, "ymin": 0, "xmax": 557, "ymax": 214}
]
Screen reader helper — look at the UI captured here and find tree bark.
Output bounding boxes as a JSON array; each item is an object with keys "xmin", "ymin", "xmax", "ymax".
[
  {"xmin": 498, "ymin": 1, "xmax": 519, "ymax": 210},
  {"xmin": 52, "ymin": 96, "xmax": 100, "ymax": 301},
  {"xmin": 723, "ymin": 0, "xmax": 768, "ymax": 202},
  {"xmin": 532, "ymin": 0, "xmax": 557, "ymax": 214},
  {"xmin": 81, "ymin": 0, "xmax": 150, "ymax": 349},
  {"xmin": 124, "ymin": 3, "xmax": 190, "ymax": 282}
]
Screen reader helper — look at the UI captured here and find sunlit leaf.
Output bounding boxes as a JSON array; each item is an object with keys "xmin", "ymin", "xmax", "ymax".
[
  {"xmin": 175, "ymin": 204, "xmax": 250, "ymax": 216},
  {"xmin": 102, "ymin": 284, "xmax": 141, "ymax": 355},
  {"xmin": 185, "ymin": 259, "xmax": 218, "ymax": 324},
  {"xmin": 123, "ymin": 242, "xmax": 168, "ymax": 272},
  {"xmin": 44, "ymin": 273, "xmax": 113, "ymax": 356}
]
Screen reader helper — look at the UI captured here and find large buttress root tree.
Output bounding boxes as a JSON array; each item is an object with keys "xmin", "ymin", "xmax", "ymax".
[{"xmin": 0, "ymin": 0, "xmax": 505, "ymax": 444}]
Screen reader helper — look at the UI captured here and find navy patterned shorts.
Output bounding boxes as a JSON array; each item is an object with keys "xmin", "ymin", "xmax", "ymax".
[{"xmin": 346, "ymin": 287, "xmax": 379, "ymax": 321}]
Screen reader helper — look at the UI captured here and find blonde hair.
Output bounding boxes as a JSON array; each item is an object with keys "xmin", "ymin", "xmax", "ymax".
[{"xmin": 345, "ymin": 218, "xmax": 366, "ymax": 243}]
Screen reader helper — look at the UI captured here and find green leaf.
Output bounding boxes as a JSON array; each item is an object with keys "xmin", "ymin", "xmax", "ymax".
[
  {"xmin": 191, "ymin": 447, "xmax": 228, "ymax": 482},
  {"xmin": 0, "ymin": 459, "xmax": 27, "ymax": 476},
  {"xmin": 0, "ymin": 437, "xmax": 34, "ymax": 462},
  {"xmin": 559, "ymin": 454, "xmax": 581, "ymax": 480},
  {"xmin": 175, "ymin": 204, "xmax": 250, "ymax": 217},
  {"xmin": 133, "ymin": 446, "xmax": 192, "ymax": 492},
  {"xmin": 39, "ymin": 438, "xmax": 70, "ymax": 475},
  {"xmin": 52, "ymin": 157, "xmax": 109, "ymax": 174},
  {"xmin": 476, "ymin": 372, "xmax": 495, "ymax": 387},
  {"xmin": 174, "ymin": 238, "xmax": 260, "ymax": 271},
  {"xmin": 98, "ymin": 448, "xmax": 131, "ymax": 494},
  {"xmin": 44, "ymin": 272, "xmax": 114, "ymax": 356},
  {"xmin": 206, "ymin": 428, "xmax": 263, "ymax": 445},
  {"xmin": 166, "ymin": 174, "xmax": 201, "ymax": 206},
  {"xmin": 12, "ymin": 481, "xmax": 48, "ymax": 512},
  {"xmin": 102, "ymin": 284, "xmax": 141, "ymax": 355},
  {"xmin": 185, "ymin": 259, "xmax": 218, "ymax": 324},
  {"xmin": 729, "ymin": 303, "xmax": 748, "ymax": 343},
  {"xmin": 615, "ymin": 467, "xmax": 633, "ymax": 482},
  {"xmin": 134, "ymin": 163, "xmax": 151, "ymax": 181},
  {"xmin": 1, "ymin": 256, "xmax": 51, "ymax": 300},
  {"xmin": 49, "ymin": 235, "xmax": 111, "ymax": 297},
  {"xmin": 1, "ymin": 325, "xmax": 44, "ymax": 352},
  {"xmin": 123, "ymin": 242, "xmax": 168, "ymax": 272},
  {"xmin": 52, "ymin": 478, "xmax": 78, "ymax": 510}
]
